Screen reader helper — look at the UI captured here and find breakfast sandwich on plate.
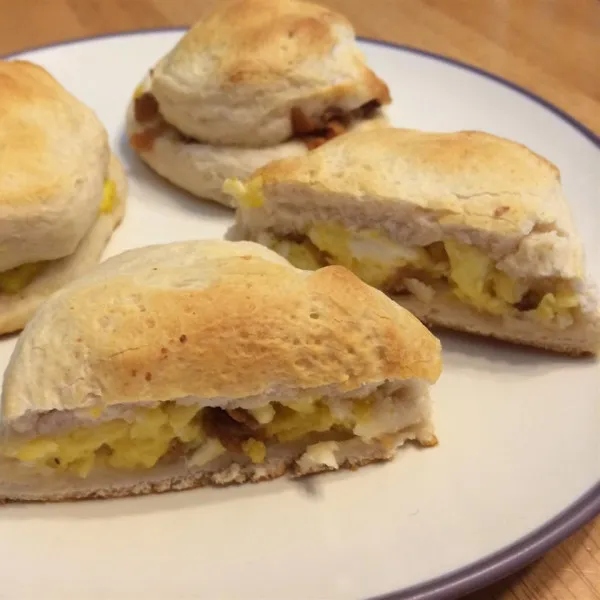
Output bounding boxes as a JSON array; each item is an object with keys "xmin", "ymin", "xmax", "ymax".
[
  {"xmin": 126, "ymin": 0, "xmax": 391, "ymax": 207},
  {"xmin": 227, "ymin": 128, "xmax": 600, "ymax": 356},
  {"xmin": 0, "ymin": 240, "xmax": 441, "ymax": 502},
  {"xmin": 0, "ymin": 60, "xmax": 127, "ymax": 335}
]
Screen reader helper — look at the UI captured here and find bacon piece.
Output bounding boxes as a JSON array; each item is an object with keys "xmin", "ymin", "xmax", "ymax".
[
  {"xmin": 355, "ymin": 99, "xmax": 381, "ymax": 119},
  {"xmin": 300, "ymin": 120, "xmax": 348, "ymax": 150},
  {"xmin": 324, "ymin": 119, "xmax": 346, "ymax": 139},
  {"xmin": 129, "ymin": 123, "xmax": 167, "ymax": 152},
  {"xmin": 290, "ymin": 106, "xmax": 319, "ymax": 135},
  {"xmin": 303, "ymin": 134, "xmax": 328, "ymax": 150},
  {"xmin": 514, "ymin": 290, "xmax": 543, "ymax": 311},
  {"xmin": 292, "ymin": 98, "xmax": 382, "ymax": 150},
  {"xmin": 134, "ymin": 92, "xmax": 160, "ymax": 123},
  {"xmin": 226, "ymin": 408, "xmax": 261, "ymax": 430},
  {"xmin": 202, "ymin": 408, "xmax": 264, "ymax": 452}
]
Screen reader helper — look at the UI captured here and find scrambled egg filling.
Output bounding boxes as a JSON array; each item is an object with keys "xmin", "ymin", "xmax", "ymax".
[
  {"xmin": 0, "ymin": 262, "xmax": 47, "ymax": 294},
  {"xmin": 223, "ymin": 177, "xmax": 265, "ymax": 209},
  {"xmin": 225, "ymin": 177, "xmax": 580, "ymax": 325},
  {"xmin": 2, "ymin": 397, "xmax": 373, "ymax": 478},
  {"xmin": 133, "ymin": 83, "xmax": 146, "ymax": 99},
  {"xmin": 0, "ymin": 179, "xmax": 118, "ymax": 295},
  {"xmin": 264, "ymin": 225, "xmax": 578, "ymax": 325},
  {"xmin": 306, "ymin": 223, "xmax": 447, "ymax": 288},
  {"xmin": 99, "ymin": 179, "xmax": 118, "ymax": 214}
]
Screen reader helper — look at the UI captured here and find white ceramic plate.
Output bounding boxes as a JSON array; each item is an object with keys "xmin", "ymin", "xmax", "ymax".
[{"xmin": 1, "ymin": 31, "xmax": 599, "ymax": 600}]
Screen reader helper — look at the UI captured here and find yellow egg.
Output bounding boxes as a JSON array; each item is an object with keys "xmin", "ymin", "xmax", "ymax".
[
  {"xmin": 493, "ymin": 271, "xmax": 527, "ymax": 304},
  {"xmin": 14, "ymin": 438, "xmax": 58, "ymax": 462},
  {"xmin": 554, "ymin": 290, "xmax": 580, "ymax": 309},
  {"xmin": 305, "ymin": 223, "xmax": 447, "ymax": 288},
  {"xmin": 133, "ymin": 83, "xmax": 146, "ymax": 99},
  {"xmin": 164, "ymin": 403, "xmax": 201, "ymax": 436},
  {"xmin": 250, "ymin": 404, "xmax": 276, "ymax": 424},
  {"xmin": 241, "ymin": 438, "xmax": 267, "ymax": 464},
  {"xmin": 307, "ymin": 222, "xmax": 351, "ymax": 264},
  {"xmin": 108, "ymin": 433, "xmax": 172, "ymax": 470},
  {"xmin": 223, "ymin": 177, "xmax": 264, "ymax": 208},
  {"xmin": 535, "ymin": 291, "xmax": 578, "ymax": 323},
  {"xmin": 130, "ymin": 407, "xmax": 169, "ymax": 439},
  {"xmin": 307, "ymin": 224, "xmax": 393, "ymax": 287},
  {"xmin": 350, "ymin": 259, "xmax": 400, "ymax": 288},
  {"xmin": 0, "ymin": 262, "xmax": 45, "ymax": 294},
  {"xmin": 444, "ymin": 240, "xmax": 491, "ymax": 298},
  {"xmin": 99, "ymin": 179, "xmax": 117, "ymax": 214},
  {"xmin": 4, "ymin": 403, "xmax": 206, "ymax": 478},
  {"xmin": 273, "ymin": 240, "xmax": 323, "ymax": 271},
  {"xmin": 443, "ymin": 239, "xmax": 581, "ymax": 320},
  {"xmin": 176, "ymin": 422, "xmax": 203, "ymax": 444},
  {"xmin": 189, "ymin": 438, "xmax": 226, "ymax": 468},
  {"xmin": 70, "ymin": 420, "xmax": 129, "ymax": 445},
  {"xmin": 267, "ymin": 404, "xmax": 336, "ymax": 442},
  {"xmin": 0, "ymin": 178, "xmax": 117, "ymax": 296},
  {"xmin": 444, "ymin": 240, "xmax": 512, "ymax": 315},
  {"xmin": 352, "ymin": 397, "xmax": 374, "ymax": 422},
  {"xmin": 71, "ymin": 455, "xmax": 95, "ymax": 478},
  {"xmin": 287, "ymin": 400, "xmax": 316, "ymax": 414}
]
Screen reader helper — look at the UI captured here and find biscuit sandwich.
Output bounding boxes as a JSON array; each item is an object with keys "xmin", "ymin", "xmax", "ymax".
[
  {"xmin": 126, "ymin": 0, "xmax": 390, "ymax": 207},
  {"xmin": 228, "ymin": 128, "xmax": 600, "ymax": 356},
  {"xmin": 0, "ymin": 240, "xmax": 441, "ymax": 502},
  {"xmin": 0, "ymin": 60, "xmax": 127, "ymax": 335}
]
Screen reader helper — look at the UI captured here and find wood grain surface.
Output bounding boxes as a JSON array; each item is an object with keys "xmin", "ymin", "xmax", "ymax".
[{"xmin": 1, "ymin": 0, "xmax": 599, "ymax": 598}]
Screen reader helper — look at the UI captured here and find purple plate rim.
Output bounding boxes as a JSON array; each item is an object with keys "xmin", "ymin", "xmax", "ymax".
[{"xmin": 3, "ymin": 27, "xmax": 599, "ymax": 600}]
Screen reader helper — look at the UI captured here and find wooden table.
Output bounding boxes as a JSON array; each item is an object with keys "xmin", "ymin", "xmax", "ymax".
[{"xmin": 0, "ymin": 0, "xmax": 598, "ymax": 598}]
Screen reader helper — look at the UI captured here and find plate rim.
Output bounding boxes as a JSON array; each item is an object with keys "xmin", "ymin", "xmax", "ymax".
[{"xmin": 3, "ymin": 27, "xmax": 600, "ymax": 600}]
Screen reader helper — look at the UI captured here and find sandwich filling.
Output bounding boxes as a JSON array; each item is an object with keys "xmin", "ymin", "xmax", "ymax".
[
  {"xmin": 129, "ymin": 81, "xmax": 385, "ymax": 153},
  {"xmin": 1, "ymin": 386, "xmax": 432, "ymax": 479},
  {"xmin": 0, "ymin": 179, "xmax": 119, "ymax": 295},
  {"xmin": 226, "ymin": 181, "xmax": 589, "ymax": 329}
]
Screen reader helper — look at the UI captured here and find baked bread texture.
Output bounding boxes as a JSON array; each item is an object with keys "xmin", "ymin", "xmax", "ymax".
[
  {"xmin": 0, "ymin": 60, "xmax": 127, "ymax": 334},
  {"xmin": 228, "ymin": 128, "xmax": 600, "ymax": 356},
  {"xmin": 150, "ymin": 0, "xmax": 390, "ymax": 146},
  {"xmin": 0, "ymin": 240, "xmax": 441, "ymax": 502},
  {"xmin": 126, "ymin": 0, "xmax": 391, "ymax": 206},
  {"xmin": 126, "ymin": 74, "xmax": 387, "ymax": 207}
]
